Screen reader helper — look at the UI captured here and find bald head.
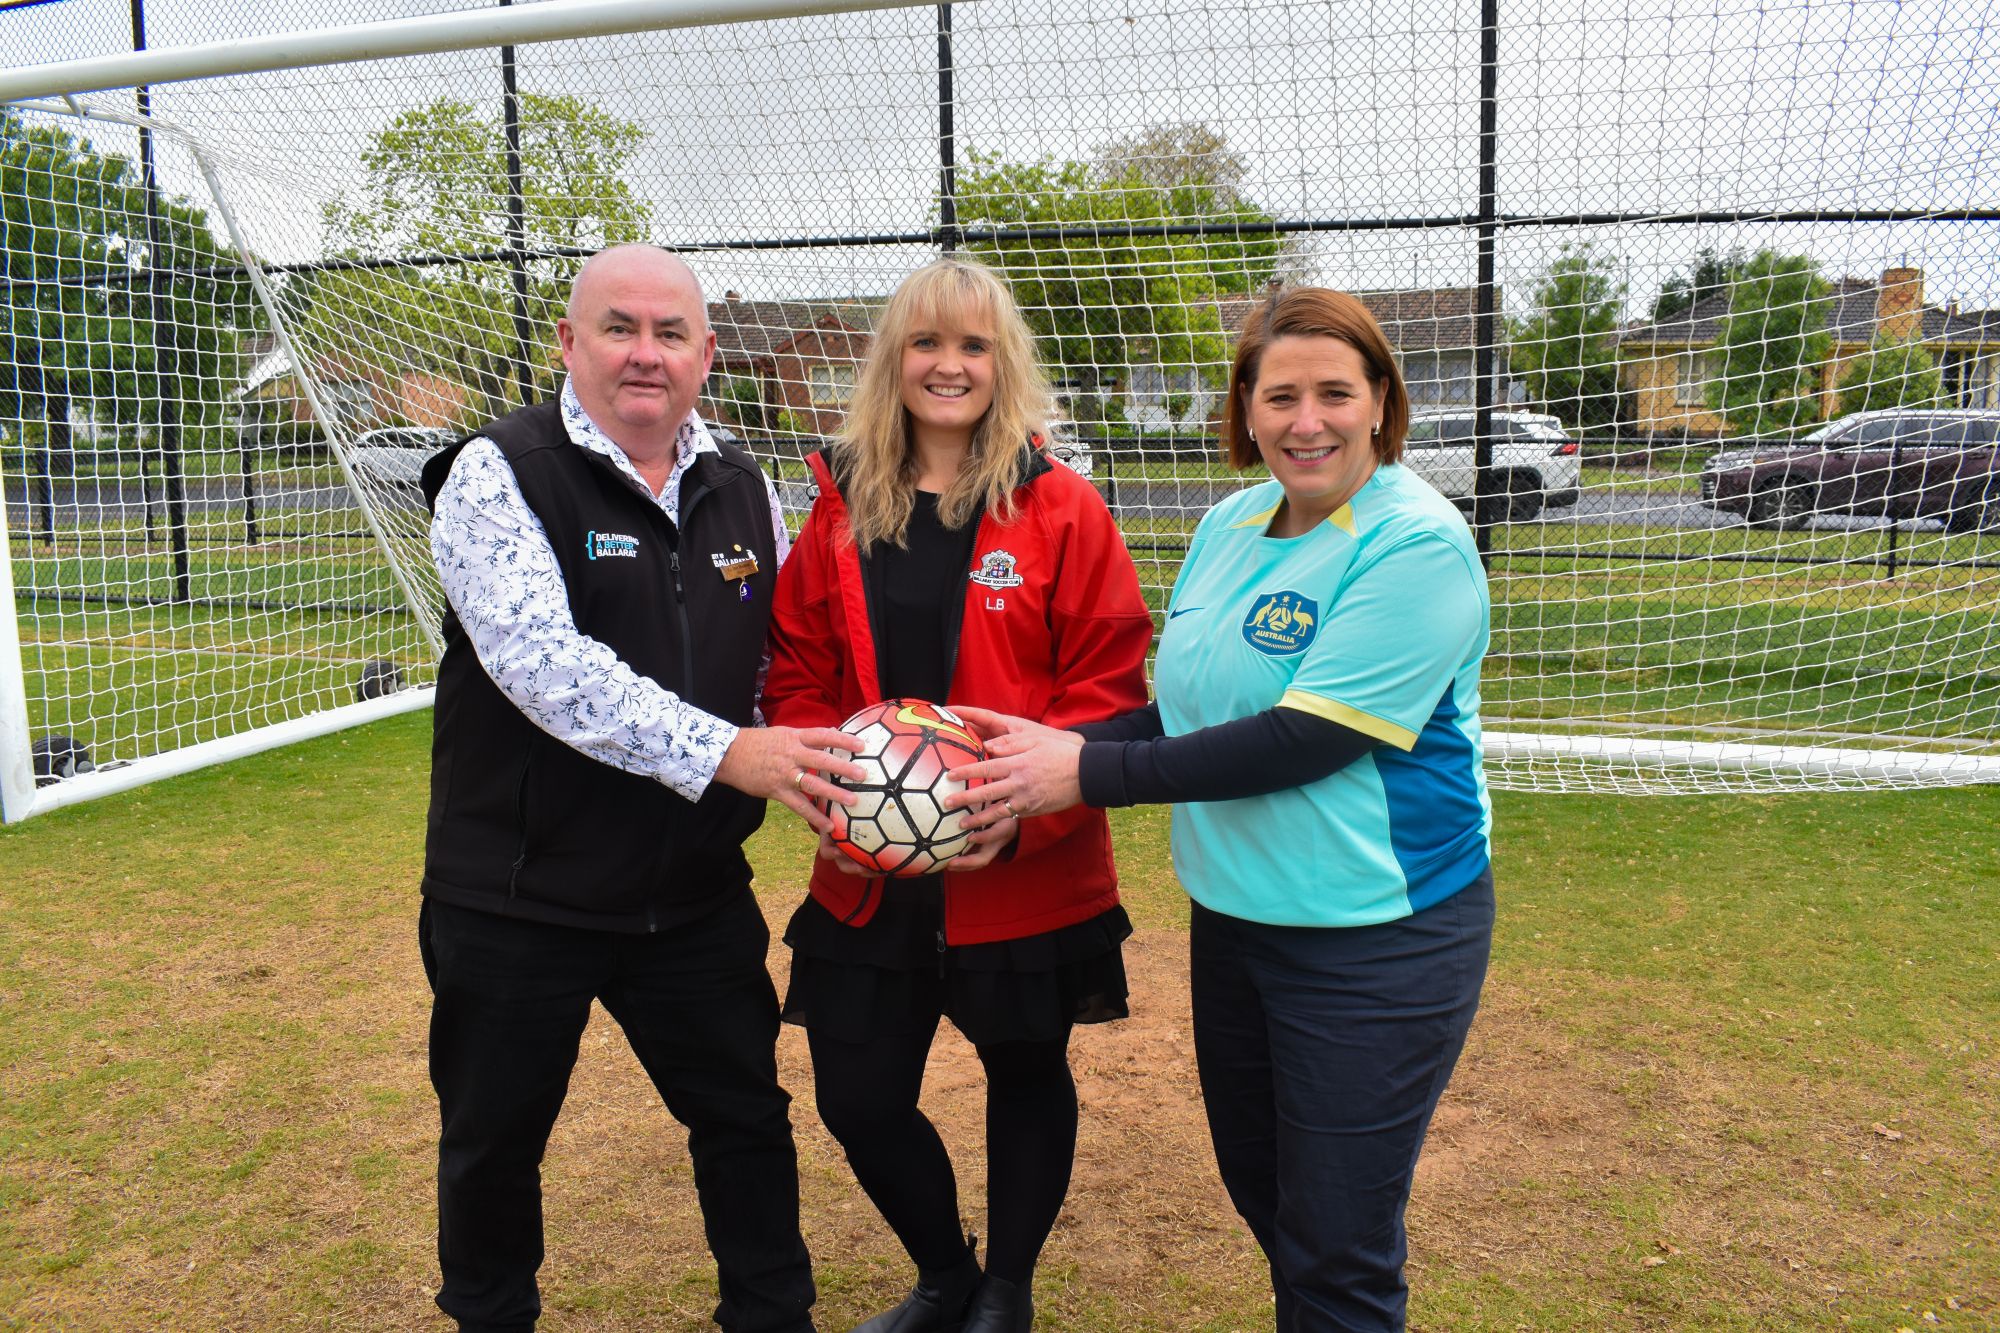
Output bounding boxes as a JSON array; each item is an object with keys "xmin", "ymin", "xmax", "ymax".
[
  {"xmin": 557, "ymin": 245, "xmax": 717, "ymax": 456},
  {"xmin": 567, "ymin": 244, "xmax": 706, "ymax": 331}
]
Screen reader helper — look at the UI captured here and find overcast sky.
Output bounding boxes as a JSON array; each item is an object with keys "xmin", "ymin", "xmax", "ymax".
[{"xmin": 7, "ymin": 0, "xmax": 1998, "ymax": 308}]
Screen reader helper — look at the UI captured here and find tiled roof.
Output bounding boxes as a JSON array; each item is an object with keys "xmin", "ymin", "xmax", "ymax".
[
  {"xmin": 708, "ymin": 299, "xmax": 875, "ymax": 363},
  {"xmin": 1620, "ymin": 276, "xmax": 2000, "ymax": 349},
  {"xmin": 1215, "ymin": 287, "xmax": 1486, "ymax": 349}
]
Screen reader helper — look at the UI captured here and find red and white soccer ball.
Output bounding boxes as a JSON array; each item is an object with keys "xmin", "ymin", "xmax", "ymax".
[{"xmin": 819, "ymin": 698, "xmax": 989, "ymax": 876}]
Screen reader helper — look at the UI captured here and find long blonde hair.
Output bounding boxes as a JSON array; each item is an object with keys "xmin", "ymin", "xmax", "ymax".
[{"xmin": 835, "ymin": 258, "xmax": 1053, "ymax": 549}]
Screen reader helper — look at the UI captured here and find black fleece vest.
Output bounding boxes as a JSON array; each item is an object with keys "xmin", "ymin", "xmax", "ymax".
[{"xmin": 418, "ymin": 401, "xmax": 779, "ymax": 932}]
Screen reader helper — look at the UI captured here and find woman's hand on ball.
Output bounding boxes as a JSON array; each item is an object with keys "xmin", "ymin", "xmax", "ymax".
[
  {"xmin": 817, "ymin": 830, "xmax": 876, "ymax": 877},
  {"xmin": 948, "ymin": 812, "xmax": 1019, "ymax": 872},
  {"xmin": 948, "ymin": 705, "xmax": 1082, "ymax": 751},
  {"xmin": 946, "ymin": 734, "xmax": 1085, "ymax": 823}
]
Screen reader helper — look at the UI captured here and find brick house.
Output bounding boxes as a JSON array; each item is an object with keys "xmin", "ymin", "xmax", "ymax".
[
  {"xmin": 703, "ymin": 294, "xmax": 878, "ymax": 435},
  {"xmin": 698, "ymin": 284, "xmax": 1495, "ymax": 437},
  {"xmin": 234, "ymin": 335, "xmax": 472, "ymax": 441},
  {"xmin": 1132, "ymin": 286, "xmax": 1491, "ymax": 429},
  {"xmin": 1617, "ymin": 266, "xmax": 2000, "ymax": 437}
]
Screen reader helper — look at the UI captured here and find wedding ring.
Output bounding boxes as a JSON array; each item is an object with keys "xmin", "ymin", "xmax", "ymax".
[
  {"xmin": 1003, "ymin": 799, "xmax": 1017, "ymax": 818},
  {"xmin": 792, "ymin": 770, "xmax": 807, "ymax": 792}
]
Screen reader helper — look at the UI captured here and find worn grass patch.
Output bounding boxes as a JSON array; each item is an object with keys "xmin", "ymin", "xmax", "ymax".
[{"xmin": 2, "ymin": 714, "xmax": 1996, "ymax": 1329}]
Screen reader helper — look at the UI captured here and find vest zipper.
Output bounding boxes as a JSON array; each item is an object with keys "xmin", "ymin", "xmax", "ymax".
[
  {"xmin": 667, "ymin": 546, "xmax": 693, "ymax": 690},
  {"xmin": 507, "ymin": 745, "xmax": 535, "ymax": 897}
]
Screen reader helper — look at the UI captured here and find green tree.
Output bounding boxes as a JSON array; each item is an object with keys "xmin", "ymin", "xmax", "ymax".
[
  {"xmin": 1505, "ymin": 244, "xmax": 1625, "ymax": 429},
  {"xmin": 1651, "ymin": 245, "xmax": 1745, "ymax": 322},
  {"xmin": 1834, "ymin": 335, "xmax": 1943, "ymax": 417},
  {"xmin": 955, "ymin": 124, "xmax": 1287, "ymax": 425},
  {"xmin": 1707, "ymin": 248, "xmax": 1834, "ymax": 436},
  {"xmin": 309, "ymin": 94, "xmax": 653, "ymax": 426},
  {"xmin": 1, "ymin": 111, "xmax": 246, "ymax": 470}
]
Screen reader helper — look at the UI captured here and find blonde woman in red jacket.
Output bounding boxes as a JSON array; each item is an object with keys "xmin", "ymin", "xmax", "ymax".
[{"xmin": 764, "ymin": 258, "xmax": 1152, "ymax": 1333}]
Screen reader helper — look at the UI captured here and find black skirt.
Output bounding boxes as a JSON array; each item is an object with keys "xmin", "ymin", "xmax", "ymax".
[{"xmin": 780, "ymin": 876, "xmax": 1133, "ymax": 1047}]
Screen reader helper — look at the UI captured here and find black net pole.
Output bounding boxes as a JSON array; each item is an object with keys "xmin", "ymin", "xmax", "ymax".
[
  {"xmin": 936, "ymin": 4, "xmax": 958, "ymax": 256},
  {"xmin": 239, "ymin": 437, "xmax": 261, "ymax": 546},
  {"xmin": 132, "ymin": 0, "xmax": 191, "ymax": 603},
  {"xmin": 1880, "ymin": 436, "xmax": 1906, "ymax": 578},
  {"xmin": 1471, "ymin": 0, "xmax": 1500, "ymax": 564},
  {"xmin": 32, "ymin": 435, "xmax": 55, "ymax": 550},
  {"xmin": 501, "ymin": 0, "xmax": 533, "ymax": 407}
]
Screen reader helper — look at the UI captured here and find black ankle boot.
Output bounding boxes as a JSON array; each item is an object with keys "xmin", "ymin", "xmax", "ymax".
[
  {"xmin": 850, "ymin": 1239, "xmax": 981, "ymax": 1333},
  {"xmin": 958, "ymin": 1274, "xmax": 1032, "ymax": 1333}
]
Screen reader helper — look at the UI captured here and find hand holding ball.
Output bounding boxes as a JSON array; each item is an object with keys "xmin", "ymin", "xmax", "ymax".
[{"xmin": 818, "ymin": 699, "xmax": 988, "ymax": 876}]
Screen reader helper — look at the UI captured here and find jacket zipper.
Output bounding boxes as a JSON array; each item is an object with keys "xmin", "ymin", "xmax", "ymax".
[{"xmin": 933, "ymin": 513, "xmax": 986, "ymax": 953}]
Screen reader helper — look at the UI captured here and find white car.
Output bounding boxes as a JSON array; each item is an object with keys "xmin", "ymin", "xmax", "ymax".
[
  {"xmin": 1401, "ymin": 411, "xmax": 1583, "ymax": 522},
  {"xmin": 344, "ymin": 427, "xmax": 459, "ymax": 507},
  {"xmin": 1043, "ymin": 425, "xmax": 1094, "ymax": 479}
]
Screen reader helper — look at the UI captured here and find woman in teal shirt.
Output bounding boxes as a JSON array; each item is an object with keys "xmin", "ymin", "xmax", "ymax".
[{"xmin": 950, "ymin": 288, "xmax": 1493, "ymax": 1330}]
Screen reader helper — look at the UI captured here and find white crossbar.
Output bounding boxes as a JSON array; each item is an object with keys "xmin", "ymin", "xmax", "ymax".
[{"xmin": 0, "ymin": 0, "xmax": 946, "ymax": 102}]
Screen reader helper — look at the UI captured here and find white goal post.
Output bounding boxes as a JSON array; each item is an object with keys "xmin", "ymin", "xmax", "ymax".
[{"xmin": 4, "ymin": 0, "xmax": 1998, "ymax": 820}]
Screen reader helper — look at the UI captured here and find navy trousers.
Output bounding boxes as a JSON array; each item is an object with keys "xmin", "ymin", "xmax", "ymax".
[
  {"xmin": 420, "ymin": 892, "xmax": 816, "ymax": 1333},
  {"xmin": 1190, "ymin": 872, "xmax": 1494, "ymax": 1332}
]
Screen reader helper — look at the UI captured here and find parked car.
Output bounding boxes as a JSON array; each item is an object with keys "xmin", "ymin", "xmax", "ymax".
[
  {"xmin": 1043, "ymin": 423, "xmax": 1094, "ymax": 479},
  {"xmin": 345, "ymin": 427, "xmax": 460, "ymax": 508},
  {"xmin": 1401, "ymin": 411, "xmax": 1583, "ymax": 522},
  {"xmin": 1700, "ymin": 408, "xmax": 2000, "ymax": 531}
]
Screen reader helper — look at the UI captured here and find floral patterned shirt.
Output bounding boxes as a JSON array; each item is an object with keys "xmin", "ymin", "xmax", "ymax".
[{"xmin": 429, "ymin": 378, "xmax": 789, "ymax": 802}]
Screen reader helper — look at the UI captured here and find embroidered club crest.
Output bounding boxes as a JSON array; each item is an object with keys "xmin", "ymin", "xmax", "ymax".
[
  {"xmin": 1241, "ymin": 590, "xmax": 1319, "ymax": 657},
  {"xmin": 969, "ymin": 549, "xmax": 1025, "ymax": 590}
]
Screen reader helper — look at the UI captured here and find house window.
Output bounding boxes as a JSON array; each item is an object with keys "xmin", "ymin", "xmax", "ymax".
[
  {"xmin": 1125, "ymin": 363, "xmax": 1204, "ymax": 427},
  {"xmin": 808, "ymin": 364, "xmax": 855, "ymax": 407},
  {"xmin": 1941, "ymin": 350, "xmax": 1974, "ymax": 407},
  {"xmin": 1402, "ymin": 353, "xmax": 1441, "ymax": 404},
  {"xmin": 1673, "ymin": 351, "xmax": 1713, "ymax": 407}
]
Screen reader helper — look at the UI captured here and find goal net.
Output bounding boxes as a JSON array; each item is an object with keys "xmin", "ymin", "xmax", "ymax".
[{"xmin": 4, "ymin": 0, "xmax": 1997, "ymax": 816}]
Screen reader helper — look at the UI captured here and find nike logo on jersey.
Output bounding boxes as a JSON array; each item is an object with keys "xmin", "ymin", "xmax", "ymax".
[{"xmin": 1168, "ymin": 605, "xmax": 1205, "ymax": 619}]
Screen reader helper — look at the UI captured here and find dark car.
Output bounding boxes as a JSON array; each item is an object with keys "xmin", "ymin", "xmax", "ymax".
[{"xmin": 1701, "ymin": 409, "xmax": 2000, "ymax": 531}]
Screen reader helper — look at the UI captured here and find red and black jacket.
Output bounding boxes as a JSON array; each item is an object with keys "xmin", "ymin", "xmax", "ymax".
[{"xmin": 764, "ymin": 444, "xmax": 1153, "ymax": 944}]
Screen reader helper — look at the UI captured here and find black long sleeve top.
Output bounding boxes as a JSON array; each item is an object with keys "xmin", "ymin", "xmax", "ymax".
[{"xmin": 1074, "ymin": 702, "xmax": 1378, "ymax": 807}]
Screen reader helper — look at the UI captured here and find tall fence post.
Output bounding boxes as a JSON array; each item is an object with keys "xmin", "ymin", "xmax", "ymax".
[
  {"xmin": 936, "ymin": 3, "xmax": 958, "ymax": 256},
  {"xmin": 1471, "ymin": 0, "xmax": 1500, "ymax": 564},
  {"xmin": 500, "ymin": 0, "xmax": 533, "ymax": 407},
  {"xmin": 132, "ymin": 0, "xmax": 192, "ymax": 603}
]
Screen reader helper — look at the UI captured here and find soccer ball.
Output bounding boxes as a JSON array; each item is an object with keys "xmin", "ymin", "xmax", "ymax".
[{"xmin": 819, "ymin": 698, "xmax": 988, "ymax": 876}]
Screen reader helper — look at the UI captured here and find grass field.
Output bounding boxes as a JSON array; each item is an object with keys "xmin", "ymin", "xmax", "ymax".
[{"xmin": 2, "ymin": 711, "xmax": 1996, "ymax": 1330}]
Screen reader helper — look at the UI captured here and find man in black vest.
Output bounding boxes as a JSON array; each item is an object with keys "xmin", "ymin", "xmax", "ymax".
[{"xmin": 419, "ymin": 245, "xmax": 863, "ymax": 1333}]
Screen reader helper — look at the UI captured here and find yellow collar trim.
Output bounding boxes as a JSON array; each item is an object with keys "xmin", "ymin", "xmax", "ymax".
[{"xmin": 1231, "ymin": 501, "xmax": 1357, "ymax": 535}]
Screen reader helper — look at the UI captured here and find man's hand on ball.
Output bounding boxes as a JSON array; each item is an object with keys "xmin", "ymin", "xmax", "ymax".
[{"xmin": 715, "ymin": 725, "xmax": 866, "ymax": 834}]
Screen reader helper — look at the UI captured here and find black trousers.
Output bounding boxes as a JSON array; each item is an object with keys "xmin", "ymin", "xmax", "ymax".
[
  {"xmin": 1191, "ymin": 873, "xmax": 1494, "ymax": 1333},
  {"xmin": 420, "ymin": 893, "xmax": 815, "ymax": 1333}
]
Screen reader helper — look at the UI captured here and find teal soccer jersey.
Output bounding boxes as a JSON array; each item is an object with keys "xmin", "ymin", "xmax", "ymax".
[{"xmin": 1152, "ymin": 465, "xmax": 1492, "ymax": 927}]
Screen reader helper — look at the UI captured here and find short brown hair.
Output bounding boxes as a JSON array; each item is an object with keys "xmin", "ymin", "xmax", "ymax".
[{"xmin": 1222, "ymin": 288, "xmax": 1410, "ymax": 470}]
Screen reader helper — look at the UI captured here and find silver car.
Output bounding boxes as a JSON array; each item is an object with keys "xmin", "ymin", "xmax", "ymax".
[
  {"xmin": 344, "ymin": 427, "xmax": 459, "ymax": 508},
  {"xmin": 1402, "ymin": 411, "xmax": 1584, "ymax": 522}
]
